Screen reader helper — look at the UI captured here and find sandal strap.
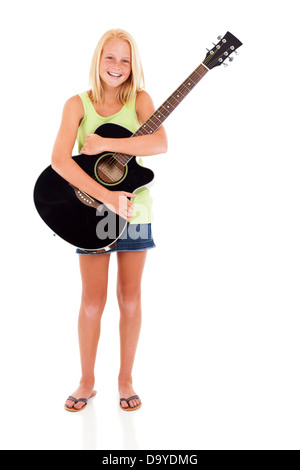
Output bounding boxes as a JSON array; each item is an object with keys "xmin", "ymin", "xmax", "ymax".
[
  {"xmin": 120, "ymin": 395, "xmax": 140, "ymax": 404},
  {"xmin": 126, "ymin": 395, "xmax": 139, "ymax": 402},
  {"xmin": 67, "ymin": 396, "xmax": 88, "ymax": 405},
  {"xmin": 67, "ymin": 396, "xmax": 78, "ymax": 404}
]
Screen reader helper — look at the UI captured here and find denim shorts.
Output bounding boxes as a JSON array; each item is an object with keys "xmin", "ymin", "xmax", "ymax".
[{"xmin": 76, "ymin": 223, "xmax": 156, "ymax": 255}]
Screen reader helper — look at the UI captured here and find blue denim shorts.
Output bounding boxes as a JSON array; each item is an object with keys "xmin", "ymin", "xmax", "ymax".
[{"xmin": 76, "ymin": 223, "xmax": 156, "ymax": 255}]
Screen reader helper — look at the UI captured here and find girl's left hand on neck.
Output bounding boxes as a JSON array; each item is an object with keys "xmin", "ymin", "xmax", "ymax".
[{"xmin": 80, "ymin": 134, "xmax": 105, "ymax": 155}]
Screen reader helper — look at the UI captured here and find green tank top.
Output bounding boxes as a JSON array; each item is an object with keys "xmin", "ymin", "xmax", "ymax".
[{"xmin": 77, "ymin": 91, "xmax": 152, "ymax": 225}]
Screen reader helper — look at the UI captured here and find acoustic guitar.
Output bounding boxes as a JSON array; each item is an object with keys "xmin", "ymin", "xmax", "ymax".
[{"xmin": 34, "ymin": 31, "xmax": 242, "ymax": 252}]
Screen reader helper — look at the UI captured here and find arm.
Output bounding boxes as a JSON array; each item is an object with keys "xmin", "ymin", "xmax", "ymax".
[
  {"xmin": 51, "ymin": 96, "xmax": 135, "ymax": 221},
  {"xmin": 80, "ymin": 91, "xmax": 168, "ymax": 156}
]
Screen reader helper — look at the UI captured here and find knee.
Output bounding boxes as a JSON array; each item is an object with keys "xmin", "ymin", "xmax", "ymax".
[
  {"xmin": 117, "ymin": 288, "xmax": 141, "ymax": 317},
  {"xmin": 81, "ymin": 293, "xmax": 107, "ymax": 321}
]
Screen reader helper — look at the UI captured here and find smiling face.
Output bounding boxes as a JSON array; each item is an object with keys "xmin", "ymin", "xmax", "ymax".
[{"xmin": 99, "ymin": 38, "xmax": 132, "ymax": 90}]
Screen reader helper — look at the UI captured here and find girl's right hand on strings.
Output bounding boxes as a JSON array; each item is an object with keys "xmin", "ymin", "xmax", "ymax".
[{"xmin": 104, "ymin": 190, "xmax": 136, "ymax": 222}]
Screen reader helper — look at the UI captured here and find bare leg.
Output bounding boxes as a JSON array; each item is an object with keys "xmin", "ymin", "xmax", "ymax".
[
  {"xmin": 116, "ymin": 251, "xmax": 147, "ymax": 409},
  {"xmin": 65, "ymin": 253, "xmax": 110, "ymax": 410}
]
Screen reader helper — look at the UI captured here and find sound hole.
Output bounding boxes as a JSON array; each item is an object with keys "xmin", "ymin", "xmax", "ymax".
[{"xmin": 96, "ymin": 154, "xmax": 126, "ymax": 185}]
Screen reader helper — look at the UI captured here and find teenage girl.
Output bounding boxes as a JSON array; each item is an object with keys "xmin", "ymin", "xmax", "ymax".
[{"xmin": 51, "ymin": 29, "xmax": 168, "ymax": 412}]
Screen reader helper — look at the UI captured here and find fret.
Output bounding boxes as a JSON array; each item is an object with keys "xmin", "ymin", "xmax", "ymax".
[
  {"xmin": 181, "ymin": 81, "xmax": 195, "ymax": 93},
  {"xmin": 162, "ymin": 101, "xmax": 175, "ymax": 112},
  {"xmin": 175, "ymin": 88, "xmax": 186, "ymax": 98},
  {"xmin": 148, "ymin": 114, "xmax": 163, "ymax": 128},
  {"xmin": 110, "ymin": 63, "xmax": 209, "ymax": 166},
  {"xmin": 168, "ymin": 95, "xmax": 179, "ymax": 105},
  {"xmin": 139, "ymin": 121, "xmax": 155, "ymax": 135},
  {"xmin": 181, "ymin": 78, "xmax": 196, "ymax": 90},
  {"xmin": 185, "ymin": 76, "xmax": 197, "ymax": 86},
  {"xmin": 114, "ymin": 153, "xmax": 132, "ymax": 165},
  {"xmin": 162, "ymin": 102, "xmax": 173, "ymax": 112}
]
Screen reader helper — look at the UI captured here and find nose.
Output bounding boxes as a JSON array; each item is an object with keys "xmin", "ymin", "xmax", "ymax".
[{"xmin": 115, "ymin": 60, "xmax": 124, "ymax": 69}]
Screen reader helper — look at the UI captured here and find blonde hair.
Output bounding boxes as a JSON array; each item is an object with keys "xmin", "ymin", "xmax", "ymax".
[{"xmin": 89, "ymin": 29, "xmax": 145, "ymax": 105}]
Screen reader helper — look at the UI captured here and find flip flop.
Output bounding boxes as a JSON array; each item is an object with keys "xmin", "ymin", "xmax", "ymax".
[
  {"xmin": 64, "ymin": 390, "xmax": 97, "ymax": 412},
  {"xmin": 120, "ymin": 395, "xmax": 142, "ymax": 411}
]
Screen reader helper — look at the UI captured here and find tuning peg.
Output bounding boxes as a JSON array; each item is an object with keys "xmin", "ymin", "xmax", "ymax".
[
  {"xmin": 217, "ymin": 35, "xmax": 222, "ymax": 41},
  {"xmin": 229, "ymin": 57, "xmax": 234, "ymax": 62},
  {"xmin": 223, "ymin": 63, "xmax": 228, "ymax": 67}
]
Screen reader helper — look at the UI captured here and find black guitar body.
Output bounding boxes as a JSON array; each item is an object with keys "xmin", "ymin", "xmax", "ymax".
[
  {"xmin": 33, "ymin": 123, "xmax": 154, "ymax": 252},
  {"xmin": 34, "ymin": 33, "xmax": 243, "ymax": 252}
]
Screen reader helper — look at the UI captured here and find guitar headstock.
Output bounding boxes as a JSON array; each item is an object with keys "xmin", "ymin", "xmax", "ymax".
[{"xmin": 203, "ymin": 31, "xmax": 243, "ymax": 70}]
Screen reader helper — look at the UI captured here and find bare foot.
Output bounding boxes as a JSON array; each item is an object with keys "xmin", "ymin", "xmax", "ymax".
[
  {"xmin": 119, "ymin": 379, "xmax": 141, "ymax": 409},
  {"xmin": 65, "ymin": 381, "xmax": 95, "ymax": 411}
]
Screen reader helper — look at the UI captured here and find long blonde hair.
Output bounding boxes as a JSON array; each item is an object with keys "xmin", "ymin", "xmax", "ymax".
[{"xmin": 89, "ymin": 29, "xmax": 145, "ymax": 105}]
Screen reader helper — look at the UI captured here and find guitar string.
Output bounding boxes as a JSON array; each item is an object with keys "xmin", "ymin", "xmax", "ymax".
[
  {"xmin": 91, "ymin": 43, "xmax": 238, "ymax": 189},
  {"xmin": 101, "ymin": 64, "xmax": 209, "ymax": 172},
  {"xmin": 100, "ymin": 78, "xmax": 204, "ymax": 176},
  {"xmin": 101, "ymin": 49, "xmax": 226, "ymax": 174},
  {"xmin": 120, "ymin": 64, "xmax": 208, "ymax": 143},
  {"xmin": 96, "ymin": 44, "xmax": 234, "ymax": 178}
]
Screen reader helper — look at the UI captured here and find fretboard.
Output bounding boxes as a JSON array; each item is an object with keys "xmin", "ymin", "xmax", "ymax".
[{"xmin": 114, "ymin": 63, "xmax": 209, "ymax": 165}]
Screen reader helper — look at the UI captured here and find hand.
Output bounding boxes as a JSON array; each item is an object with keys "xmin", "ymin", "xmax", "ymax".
[
  {"xmin": 80, "ymin": 134, "xmax": 105, "ymax": 155},
  {"xmin": 104, "ymin": 190, "xmax": 136, "ymax": 222}
]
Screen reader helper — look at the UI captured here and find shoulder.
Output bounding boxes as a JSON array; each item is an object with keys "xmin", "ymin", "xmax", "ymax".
[
  {"xmin": 135, "ymin": 90, "xmax": 154, "ymax": 108},
  {"xmin": 135, "ymin": 90, "xmax": 155, "ymax": 123},
  {"xmin": 64, "ymin": 94, "xmax": 85, "ymax": 114},
  {"xmin": 62, "ymin": 94, "xmax": 85, "ymax": 125}
]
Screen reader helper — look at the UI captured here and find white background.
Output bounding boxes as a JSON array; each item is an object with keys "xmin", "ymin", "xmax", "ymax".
[{"xmin": 0, "ymin": 0, "xmax": 299, "ymax": 450}]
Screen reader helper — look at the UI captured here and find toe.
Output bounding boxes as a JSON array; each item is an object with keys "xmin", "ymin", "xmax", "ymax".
[
  {"xmin": 74, "ymin": 401, "xmax": 85, "ymax": 410},
  {"xmin": 66, "ymin": 399, "xmax": 75, "ymax": 408},
  {"xmin": 121, "ymin": 400, "xmax": 129, "ymax": 409}
]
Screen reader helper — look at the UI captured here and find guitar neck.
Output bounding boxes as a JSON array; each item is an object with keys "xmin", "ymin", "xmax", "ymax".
[
  {"xmin": 114, "ymin": 63, "xmax": 209, "ymax": 164},
  {"xmin": 135, "ymin": 63, "xmax": 209, "ymax": 136}
]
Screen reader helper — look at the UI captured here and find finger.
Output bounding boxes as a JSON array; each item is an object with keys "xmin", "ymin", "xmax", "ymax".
[
  {"xmin": 123, "ymin": 192, "xmax": 137, "ymax": 198},
  {"xmin": 119, "ymin": 210, "xmax": 130, "ymax": 221},
  {"xmin": 125, "ymin": 212, "xmax": 132, "ymax": 222}
]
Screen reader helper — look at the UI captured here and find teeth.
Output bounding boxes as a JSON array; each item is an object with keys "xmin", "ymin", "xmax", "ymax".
[{"xmin": 108, "ymin": 72, "xmax": 122, "ymax": 77}]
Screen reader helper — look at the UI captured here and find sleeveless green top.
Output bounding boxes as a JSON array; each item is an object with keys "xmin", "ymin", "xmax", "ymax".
[{"xmin": 77, "ymin": 91, "xmax": 152, "ymax": 225}]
